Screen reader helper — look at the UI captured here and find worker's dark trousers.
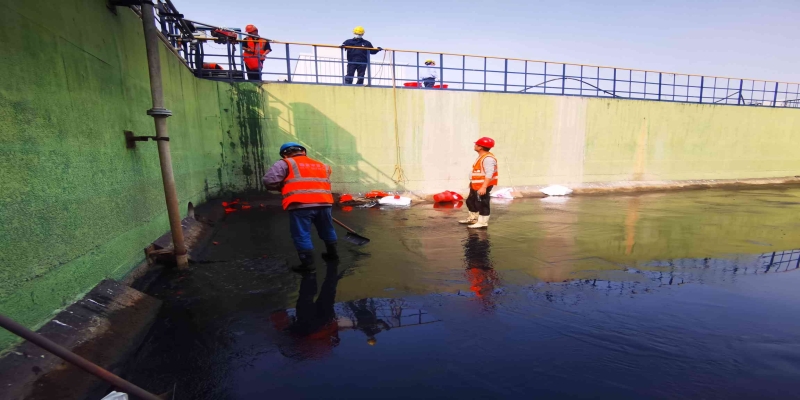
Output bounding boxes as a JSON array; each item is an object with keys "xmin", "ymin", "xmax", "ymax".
[
  {"xmin": 466, "ymin": 186, "xmax": 493, "ymax": 216},
  {"xmin": 345, "ymin": 63, "xmax": 367, "ymax": 84},
  {"xmin": 246, "ymin": 66, "xmax": 262, "ymax": 81},
  {"xmin": 423, "ymin": 78, "xmax": 435, "ymax": 87},
  {"xmin": 289, "ymin": 206, "xmax": 338, "ymax": 251}
]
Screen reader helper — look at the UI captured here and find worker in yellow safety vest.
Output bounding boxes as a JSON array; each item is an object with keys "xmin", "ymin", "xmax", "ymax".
[{"xmin": 459, "ymin": 137, "xmax": 498, "ymax": 228}]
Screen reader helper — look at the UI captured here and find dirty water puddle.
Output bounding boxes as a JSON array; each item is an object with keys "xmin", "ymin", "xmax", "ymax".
[{"xmin": 126, "ymin": 187, "xmax": 800, "ymax": 399}]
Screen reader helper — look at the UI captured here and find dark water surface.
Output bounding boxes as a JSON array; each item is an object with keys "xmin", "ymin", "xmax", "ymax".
[{"xmin": 127, "ymin": 188, "xmax": 800, "ymax": 399}]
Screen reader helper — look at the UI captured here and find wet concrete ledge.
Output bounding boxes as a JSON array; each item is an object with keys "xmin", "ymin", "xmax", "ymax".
[
  {"xmin": 412, "ymin": 175, "xmax": 800, "ymax": 200},
  {"xmin": 0, "ymin": 280, "xmax": 162, "ymax": 400}
]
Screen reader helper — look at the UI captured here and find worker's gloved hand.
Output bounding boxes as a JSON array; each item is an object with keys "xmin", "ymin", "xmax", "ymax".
[
  {"xmin": 339, "ymin": 45, "xmax": 345, "ymax": 48},
  {"xmin": 377, "ymin": 47, "xmax": 383, "ymax": 51}
]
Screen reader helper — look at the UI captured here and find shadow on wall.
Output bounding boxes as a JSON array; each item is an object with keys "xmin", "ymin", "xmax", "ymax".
[{"xmin": 261, "ymin": 93, "xmax": 402, "ymax": 194}]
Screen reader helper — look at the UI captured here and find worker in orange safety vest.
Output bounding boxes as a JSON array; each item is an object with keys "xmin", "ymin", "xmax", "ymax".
[
  {"xmin": 458, "ymin": 137, "xmax": 498, "ymax": 228},
  {"xmin": 242, "ymin": 24, "xmax": 271, "ymax": 81},
  {"xmin": 262, "ymin": 142, "xmax": 337, "ymax": 272}
]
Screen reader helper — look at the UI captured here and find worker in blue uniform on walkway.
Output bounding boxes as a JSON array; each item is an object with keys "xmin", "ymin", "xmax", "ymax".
[
  {"xmin": 263, "ymin": 142, "xmax": 338, "ymax": 273},
  {"xmin": 342, "ymin": 26, "xmax": 382, "ymax": 85}
]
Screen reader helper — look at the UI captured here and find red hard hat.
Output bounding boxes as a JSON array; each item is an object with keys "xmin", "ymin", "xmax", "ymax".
[
  {"xmin": 475, "ymin": 137, "xmax": 495, "ymax": 149},
  {"xmin": 245, "ymin": 24, "xmax": 258, "ymax": 33}
]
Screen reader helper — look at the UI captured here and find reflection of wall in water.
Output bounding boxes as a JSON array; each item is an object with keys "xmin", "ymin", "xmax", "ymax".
[{"xmin": 527, "ymin": 249, "xmax": 800, "ymax": 305}]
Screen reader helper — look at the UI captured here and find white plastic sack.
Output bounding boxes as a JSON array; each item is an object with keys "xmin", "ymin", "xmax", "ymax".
[
  {"xmin": 490, "ymin": 187, "xmax": 515, "ymax": 199},
  {"xmin": 540, "ymin": 185, "xmax": 573, "ymax": 196},
  {"xmin": 101, "ymin": 392, "xmax": 128, "ymax": 400},
  {"xmin": 378, "ymin": 196, "xmax": 412, "ymax": 206}
]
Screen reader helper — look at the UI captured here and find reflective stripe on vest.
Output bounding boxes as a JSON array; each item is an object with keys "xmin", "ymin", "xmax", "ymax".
[
  {"xmin": 281, "ymin": 156, "xmax": 333, "ymax": 210},
  {"xmin": 243, "ymin": 38, "xmax": 268, "ymax": 70},
  {"xmin": 470, "ymin": 152, "xmax": 498, "ymax": 190}
]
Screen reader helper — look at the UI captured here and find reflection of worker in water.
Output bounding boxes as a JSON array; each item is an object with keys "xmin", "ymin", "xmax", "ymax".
[
  {"xmin": 346, "ymin": 298, "xmax": 390, "ymax": 345},
  {"xmin": 421, "ymin": 59, "xmax": 438, "ymax": 87},
  {"xmin": 342, "ymin": 26, "xmax": 382, "ymax": 85},
  {"xmin": 271, "ymin": 260, "xmax": 342, "ymax": 360},
  {"xmin": 459, "ymin": 137, "xmax": 498, "ymax": 228},
  {"xmin": 464, "ymin": 230, "xmax": 498, "ymax": 306},
  {"xmin": 262, "ymin": 142, "xmax": 338, "ymax": 272}
]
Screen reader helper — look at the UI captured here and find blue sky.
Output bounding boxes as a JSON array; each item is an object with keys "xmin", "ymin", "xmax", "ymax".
[{"xmin": 175, "ymin": 0, "xmax": 800, "ymax": 83}]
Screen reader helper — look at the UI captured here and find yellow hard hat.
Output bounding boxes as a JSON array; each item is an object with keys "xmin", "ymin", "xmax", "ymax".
[
  {"xmin": 353, "ymin": 26, "xmax": 365, "ymax": 35},
  {"xmin": 425, "ymin": 59, "xmax": 435, "ymax": 65}
]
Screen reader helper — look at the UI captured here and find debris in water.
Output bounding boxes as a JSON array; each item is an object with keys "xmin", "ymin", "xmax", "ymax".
[{"xmin": 379, "ymin": 195, "xmax": 412, "ymax": 206}]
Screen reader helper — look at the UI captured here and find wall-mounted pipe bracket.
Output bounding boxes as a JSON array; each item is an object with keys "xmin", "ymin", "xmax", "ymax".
[
  {"xmin": 125, "ymin": 130, "xmax": 170, "ymax": 149},
  {"xmin": 146, "ymin": 107, "xmax": 173, "ymax": 117}
]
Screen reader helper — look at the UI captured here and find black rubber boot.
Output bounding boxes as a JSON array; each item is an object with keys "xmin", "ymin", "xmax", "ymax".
[
  {"xmin": 292, "ymin": 250, "xmax": 316, "ymax": 273},
  {"xmin": 322, "ymin": 241, "xmax": 339, "ymax": 261}
]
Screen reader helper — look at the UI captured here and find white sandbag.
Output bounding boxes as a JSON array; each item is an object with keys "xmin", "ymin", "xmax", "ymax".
[
  {"xmin": 540, "ymin": 185, "xmax": 573, "ymax": 196},
  {"xmin": 490, "ymin": 187, "xmax": 515, "ymax": 199},
  {"xmin": 101, "ymin": 392, "xmax": 128, "ymax": 400},
  {"xmin": 378, "ymin": 195, "xmax": 412, "ymax": 206}
]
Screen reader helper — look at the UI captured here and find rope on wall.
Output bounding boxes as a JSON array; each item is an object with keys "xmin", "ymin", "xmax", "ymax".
[{"xmin": 390, "ymin": 52, "xmax": 408, "ymax": 186}]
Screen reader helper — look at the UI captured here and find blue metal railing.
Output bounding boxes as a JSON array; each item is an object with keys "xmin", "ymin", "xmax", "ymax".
[{"xmin": 152, "ymin": 2, "xmax": 800, "ymax": 109}]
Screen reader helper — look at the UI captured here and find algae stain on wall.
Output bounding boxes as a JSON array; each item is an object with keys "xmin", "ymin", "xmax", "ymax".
[{"xmin": 232, "ymin": 84, "xmax": 268, "ymax": 191}]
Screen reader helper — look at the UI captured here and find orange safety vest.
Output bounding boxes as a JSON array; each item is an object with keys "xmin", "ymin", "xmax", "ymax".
[
  {"xmin": 243, "ymin": 37, "xmax": 269, "ymax": 70},
  {"xmin": 470, "ymin": 152, "xmax": 498, "ymax": 190},
  {"xmin": 281, "ymin": 156, "xmax": 334, "ymax": 210}
]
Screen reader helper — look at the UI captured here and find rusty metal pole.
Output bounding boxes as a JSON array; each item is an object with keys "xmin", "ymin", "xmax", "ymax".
[
  {"xmin": 141, "ymin": 1, "xmax": 188, "ymax": 268},
  {"xmin": 0, "ymin": 314, "xmax": 164, "ymax": 400}
]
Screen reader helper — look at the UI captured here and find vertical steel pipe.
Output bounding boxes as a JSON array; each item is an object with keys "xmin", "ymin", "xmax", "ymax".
[{"xmin": 141, "ymin": 2, "xmax": 188, "ymax": 269}]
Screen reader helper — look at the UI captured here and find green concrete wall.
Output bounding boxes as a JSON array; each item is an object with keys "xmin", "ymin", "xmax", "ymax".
[
  {"xmin": 259, "ymin": 84, "xmax": 800, "ymax": 194},
  {"xmin": 0, "ymin": 0, "xmax": 269, "ymax": 350}
]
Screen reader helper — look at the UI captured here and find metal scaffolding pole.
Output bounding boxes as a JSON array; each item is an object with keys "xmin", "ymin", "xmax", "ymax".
[{"xmin": 0, "ymin": 314, "xmax": 164, "ymax": 400}]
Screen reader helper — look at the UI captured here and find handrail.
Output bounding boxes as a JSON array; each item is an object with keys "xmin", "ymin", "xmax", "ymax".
[
  {"xmin": 149, "ymin": 0, "xmax": 800, "ymax": 109},
  {"xmin": 184, "ymin": 36, "xmax": 797, "ymax": 86},
  {"xmin": 265, "ymin": 40, "xmax": 799, "ymax": 85}
]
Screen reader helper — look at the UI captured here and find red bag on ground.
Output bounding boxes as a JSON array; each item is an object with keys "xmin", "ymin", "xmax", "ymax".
[
  {"xmin": 339, "ymin": 194, "xmax": 354, "ymax": 203},
  {"xmin": 365, "ymin": 190, "xmax": 390, "ymax": 199},
  {"xmin": 433, "ymin": 190, "xmax": 464, "ymax": 203}
]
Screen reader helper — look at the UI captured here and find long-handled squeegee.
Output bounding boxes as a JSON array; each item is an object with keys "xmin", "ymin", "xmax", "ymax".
[{"xmin": 332, "ymin": 218, "xmax": 370, "ymax": 246}]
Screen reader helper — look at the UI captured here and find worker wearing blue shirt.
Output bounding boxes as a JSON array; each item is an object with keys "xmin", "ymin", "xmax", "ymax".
[{"xmin": 342, "ymin": 26, "xmax": 382, "ymax": 85}]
